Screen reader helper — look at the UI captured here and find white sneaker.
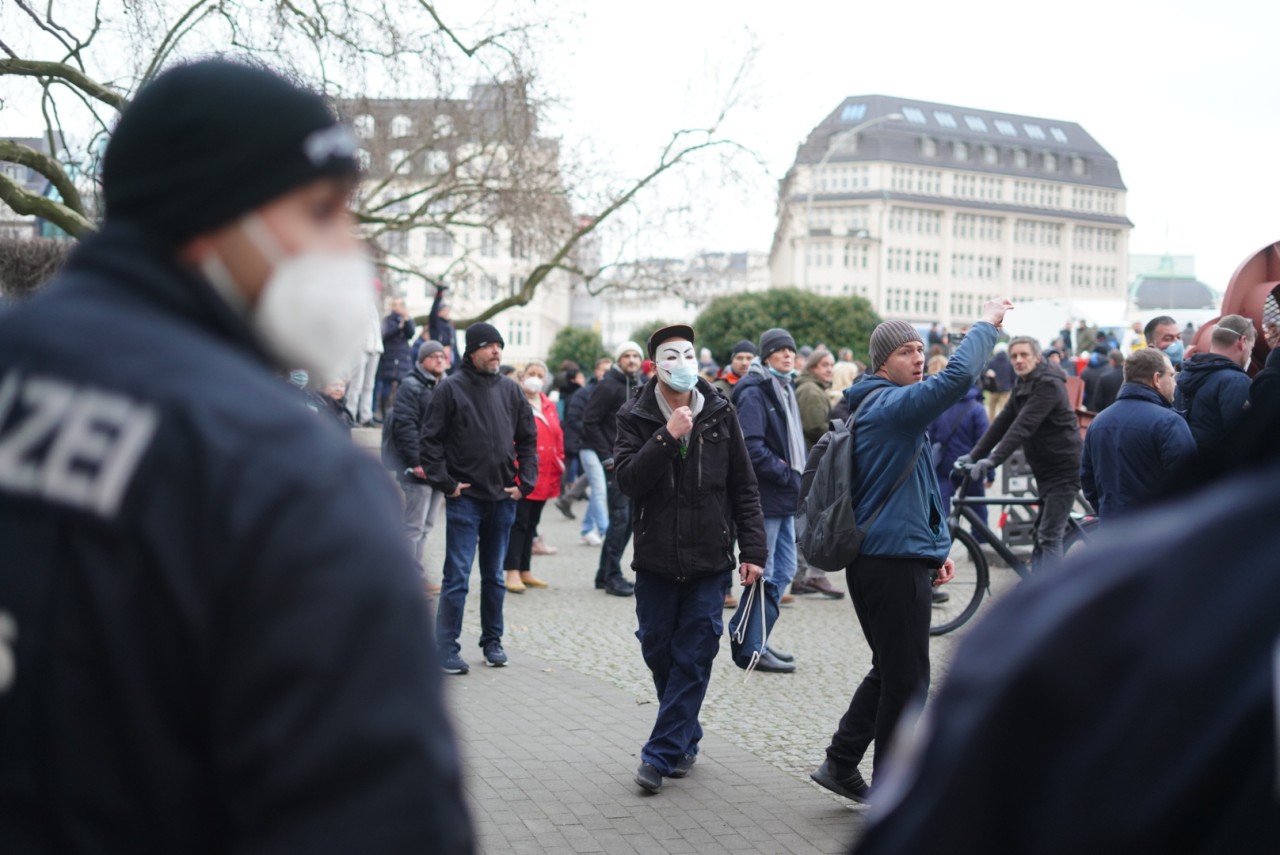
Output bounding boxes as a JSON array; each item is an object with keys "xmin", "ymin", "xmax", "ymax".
[{"xmin": 580, "ymin": 531, "xmax": 604, "ymax": 546}]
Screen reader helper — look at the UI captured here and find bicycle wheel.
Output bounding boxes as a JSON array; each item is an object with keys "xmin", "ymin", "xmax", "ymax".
[{"xmin": 930, "ymin": 527, "xmax": 989, "ymax": 636}]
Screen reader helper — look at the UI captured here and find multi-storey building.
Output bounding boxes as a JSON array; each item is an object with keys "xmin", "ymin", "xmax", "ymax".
[
  {"xmin": 770, "ymin": 95, "xmax": 1132, "ymax": 326},
  {"xmin": 0, "ymin": 135, "xmax": 75, "ymax": 240},
  {"xmin": 339, "ymin": 86, "xmax": 573, "ymax": 363}
]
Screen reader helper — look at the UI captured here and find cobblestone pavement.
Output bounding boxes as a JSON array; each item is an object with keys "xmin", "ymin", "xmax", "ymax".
[{"xmin": 419, "ymin": 494, "xmax": 1027, "ymax": 853}]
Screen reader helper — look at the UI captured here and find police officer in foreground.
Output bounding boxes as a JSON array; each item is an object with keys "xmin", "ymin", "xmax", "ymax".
[{"xmin": 0, "ymin": 60, "xmax": 470, "ymax": 853}]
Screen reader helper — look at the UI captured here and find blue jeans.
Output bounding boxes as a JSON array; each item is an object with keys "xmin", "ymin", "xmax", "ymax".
[
  {"xmin": 763, "ymin": 515, "xmax": 798, "ymax": 596},
  {"xmin": 435, "ymin": 494, "xmax": 518, "ymax": 657},
  {"xmin": 634, "ymin": 571, "xmax": 731, "ymax": 775},
  {"xmin": 578, "ymin": 449, "xmax": 609, "ymax": 537}
]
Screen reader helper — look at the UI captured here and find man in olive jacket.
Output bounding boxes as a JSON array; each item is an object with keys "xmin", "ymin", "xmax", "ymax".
[
  {"xmin": 961, "ymin": 335, "xmax": 1082, "ymax": 562},
  {"xmin": 614, "ymin": 325, "xmax": 767, "ymax": 794}
]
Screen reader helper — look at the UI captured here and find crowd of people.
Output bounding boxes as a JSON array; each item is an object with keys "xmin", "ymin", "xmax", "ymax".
[{"xmin": 5, "ymin": 58, "xmax": 1276, "ymax": 853}]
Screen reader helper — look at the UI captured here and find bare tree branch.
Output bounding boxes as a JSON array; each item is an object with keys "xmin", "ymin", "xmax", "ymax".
[
  {"xmin": 0, "ymin": 139, "xmax": 85, "ymax": 215},
  {"xmin": 0, "ymin": 58, "xmax": 127, "ymax": 110},
  {"xmin": 0, "ymin": 173, "xmax": 94, "ymax": 237}
]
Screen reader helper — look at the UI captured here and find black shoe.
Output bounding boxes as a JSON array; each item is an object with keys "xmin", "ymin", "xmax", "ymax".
[
  {"xmin": 635, "ymin": 762, "xmax": 663, "ymax": 793},
  {"xmin": 754, "ymin": 648, "xmax": 796, "ymax": 673},
  {"xmin": 810, "ymin": 760, "xmax": 870, "ymax": 803},
  {"xmin": 604, "ymin": 579, "xmax": 635, "ymax": 597},
  {"xmin": 765, "ymin": 645, "xmax": 794, "ymax": 663},
  {"xmin": 594, "ymin": 579, "xmax": 606, "ymax": 590},
  {"xmin": 931, "ymin": 588, "xmax": 951, "ymax": 605},
  {"xmin": 790, "ymin": 578, "xmax": 817, "ymax": 595},
  {"xmin": 669, "ymin": 753, "xmax": 696, "ymax": 779},
  {"xmin": 554, "ymin": 496, "xmax": 576, "ymax": 519},
  {"xmin": 483, "ymin": 641, "xmax": 507, "ymax": 667}
]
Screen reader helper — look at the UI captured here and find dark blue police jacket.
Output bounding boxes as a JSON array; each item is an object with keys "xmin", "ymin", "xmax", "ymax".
[{"xmin": 0, "ymin": 222, "xmax": 470, "ymax": 854}]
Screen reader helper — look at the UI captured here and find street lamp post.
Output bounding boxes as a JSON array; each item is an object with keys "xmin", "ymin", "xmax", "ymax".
[{"xmin": 800, "ymin": 112, "xmax": 903, "ymax": 293}]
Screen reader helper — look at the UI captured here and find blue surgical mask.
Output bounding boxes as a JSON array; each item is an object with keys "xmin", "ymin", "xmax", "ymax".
[
  {"xmin": 663, "ymin": 360, "xmax": 699, "ymax": 392},
  {"xmin": 289, "ymin": 369, "xmax": 309, "ymax": 388},
  {"xmin": 767, "ymin": 365, "xmax": 796, "ymax": 380},
  {"xmin": 1164, "ymin": 339, "xmax": 1184, "ymax": 366}
]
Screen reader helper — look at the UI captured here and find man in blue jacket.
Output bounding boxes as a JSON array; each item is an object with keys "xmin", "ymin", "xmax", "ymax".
[
  {"xmin": 0, "ymin": 60, "xmax": 470, "ymax": 853},
  {"xmin": 1174, "ymin": 314, "xmax": 1255, "ymax": 453},
  {"xmin": 1081, "ymin": 348, "xmax": 1195, "ymax": 519},
  {"xmin": 732, "ymin": 327, "xmax": 806, "ymax": 673},
  {"xmin": 811, "ymin": 299, "xmax": 1010, "ymax": 804}
]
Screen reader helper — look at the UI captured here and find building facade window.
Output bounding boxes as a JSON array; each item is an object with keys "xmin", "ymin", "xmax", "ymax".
[
  {"xmin": 425, "ymin": 231, "xmax": 454, "ymax": 256},
  {"xmin": 391, "ymin": 115, "xmax": 413, "ymax": 138},
  {"xmin": 354, "ymin": 114, "xmax": 375, "ymax": 138},
  {"xmin": 389, "ymin": 149, "xmax": 412, "ymax": 175}
]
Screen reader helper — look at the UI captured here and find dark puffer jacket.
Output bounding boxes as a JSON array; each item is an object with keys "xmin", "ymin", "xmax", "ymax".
[
  {"xmin": 969, "ymin": 361, "xmax": 1082, "ymax": 491},
  {"xmin": 1173, "ymin": 352, "xmax": 1250, "ymax": 453},
  {"xmin": 614, "ymin": 377, "xmax": 768, "ymax": 581},
  {"xmin": 382, "ymin": 365, "xmax": 438, "ymax": 479},
  {"xmin": 582, "ymin": 365, "xmax": 641, "ymax": 462},
  {"xmin": 731, "ymin": 364, "xmax": 801, "ymax": 517}
]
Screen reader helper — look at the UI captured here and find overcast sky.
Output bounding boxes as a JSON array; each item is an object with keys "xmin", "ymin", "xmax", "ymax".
[{"xmin": 540, "ymin": 0, "xmax": 1280, "ymax": 294}]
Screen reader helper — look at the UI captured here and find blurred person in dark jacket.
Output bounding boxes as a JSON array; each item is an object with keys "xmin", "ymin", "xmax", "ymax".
[
  {"xmin": 1081, "ymin": 348, "xmax": 1194, "ymax": 519},
  {"xmin": 1174, "ymin": 314, "xmax": 1255, "ymax": 453},
  {"xmin": 0, "ymin": 59, "xmax": 470, "ymax": 854},
  {"xmin": 385, "ymin": 341, "xmax": 450, "ymax": 591},
  {"xmin": 375, "ymin": 296, "xmax": 415, "ymax": 418},
  {"xmin": 1091, "ymin": 349, "xmax": 1125, "ymax": 412}
]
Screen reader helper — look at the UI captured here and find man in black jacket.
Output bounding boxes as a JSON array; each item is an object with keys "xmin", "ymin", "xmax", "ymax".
[
  {"xmin": 385, "ymin": 340, "xmax": 450, "ymax": 588},
  {"xmin": 420, "ymin": 322, "xmax": 538, "ymax": 674},
  {"xmin": 615, "ymin": 325, "xmax": 767, "ymax": 794},
  {"xmin": 583, "ymin": 341, "xmax": 644, "ymax": 596},
  {"xmin": 960, "ymin": 335, "xmax": 1082, "ymax": 563},
  {"xmin": 0, "ymin": 60, "xmax": 470, "ymax": 854},
  {"xmin": 1091, "ymin": 349, "xmax": 1125, "ymax": 412}
]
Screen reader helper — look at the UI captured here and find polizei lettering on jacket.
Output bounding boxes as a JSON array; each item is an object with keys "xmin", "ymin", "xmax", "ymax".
[{"xmin": 0, "ymin": 370, "xmax": 158, "ymax": 517}]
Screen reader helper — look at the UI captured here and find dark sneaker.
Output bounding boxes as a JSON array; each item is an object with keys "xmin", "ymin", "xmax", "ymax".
[
  {"xmin": 669, "ymin": 753, "xmax": 696, "ymax": 779},
  {"xmin": 635, "ymin": 762, "xmax": 663, "ymax": 793},
  {"xmin": 604, "ymin": 579, "xmax": 635, "ymax": 597},
  {"xmin": 483, "ymin": 641, "xmax": 508, "ymax": 667},
  {"xmin": 810, "ymin": 760, "xmax": 870, "ymax": 803},
  {"xmin": 931, "ymin": 588, "xmax": 951, "ymax": 605},
  {"xmin": 440, "ymin": 652, "xmax": 470, "ymax": 675}
]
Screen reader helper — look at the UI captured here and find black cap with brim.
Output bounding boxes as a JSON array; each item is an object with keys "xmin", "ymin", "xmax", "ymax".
[{"xmin": 647, "ymin": 324, "xmax": 695, "ymax": 359}]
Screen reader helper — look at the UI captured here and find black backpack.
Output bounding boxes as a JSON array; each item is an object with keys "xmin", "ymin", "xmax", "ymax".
[{"xmin": 796, "ymin": 388, "xmax": 923, "ymax": 571}]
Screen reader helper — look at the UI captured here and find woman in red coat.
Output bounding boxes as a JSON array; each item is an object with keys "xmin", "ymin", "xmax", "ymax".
[{"xmin": 505, "ymin": 360, "xmax": 565, "ymax": 592}]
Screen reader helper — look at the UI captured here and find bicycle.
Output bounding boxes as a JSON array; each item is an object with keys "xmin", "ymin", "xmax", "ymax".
[{"xmin": 930, "ymin": 465, "xmax": 1097, "ymax": 636}]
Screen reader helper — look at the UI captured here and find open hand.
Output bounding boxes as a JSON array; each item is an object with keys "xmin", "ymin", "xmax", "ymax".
[{"xmin": 982, "ymin": 299, "xmax": 1014, "ymax": 329}]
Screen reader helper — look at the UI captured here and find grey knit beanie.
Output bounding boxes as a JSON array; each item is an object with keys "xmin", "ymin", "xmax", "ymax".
[
  {"xmin": 759, "ymin": 328, "xmax": 797, "ymax": 361},
  {"xmin": 870, "ymin": 320, "xmax": 923, "ymax": 371}
]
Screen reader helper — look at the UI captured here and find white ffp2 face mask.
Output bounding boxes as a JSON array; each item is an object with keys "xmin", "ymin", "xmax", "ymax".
[
  {"xmin": 523, "ymin": 377, "xmax": 544, "ymax": 394},
  {"xmin": 232, "ymin": 214, "xmax": 375, "ymax": 381}
]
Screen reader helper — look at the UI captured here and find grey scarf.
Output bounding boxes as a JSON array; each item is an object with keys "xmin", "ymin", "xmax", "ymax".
[
  {"xmin": 771, "ymin": 373, "xmax": 806, "ymax": 473},
  {"xmin": 654, "ymin": 385, "xmax": 705, "ymax": 453}
]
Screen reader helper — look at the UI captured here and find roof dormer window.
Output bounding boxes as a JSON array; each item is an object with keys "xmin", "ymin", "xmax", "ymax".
[{"xmin": 903, "ymin": 107, "xmax": 926, "ymax": 124}]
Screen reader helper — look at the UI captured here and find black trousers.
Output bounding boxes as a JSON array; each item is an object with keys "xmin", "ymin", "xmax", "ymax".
[
  {"xmin": 825, "ymin": 555, "xmax": 934, "ymax": 781},
  {"xmin": 504, "ymin": 498, "xmax": 546, "ymax": 572},
  {"xmin": 595, "ymin": 469, "xmax": 632, "ymax": 586}
]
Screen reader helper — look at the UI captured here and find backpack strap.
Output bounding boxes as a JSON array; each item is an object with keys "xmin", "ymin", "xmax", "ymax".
[{"xmin": 847, "ymin": 386, "xmax": 926, "ymax": 531}]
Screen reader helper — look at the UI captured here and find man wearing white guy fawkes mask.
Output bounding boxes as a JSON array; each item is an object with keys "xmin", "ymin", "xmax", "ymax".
[{"xmin": 613, "ymin": 324, "xmax": 768, "ymax": 794}]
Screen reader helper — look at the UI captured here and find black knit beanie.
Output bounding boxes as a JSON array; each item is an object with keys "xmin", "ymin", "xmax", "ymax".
[
  {"xmin": 730, "ymin": 339, "xmax": 758, "ymax": 358},
  {"xmin": 101, "ymin": 59, "xmax": 360, "ymax": 245},
  {"xmin": 465, "ymin": 322, "xmax": 505, "ymax": 354},
  {"xmin": 759, "ymin": 328, "xmax": 797, "ymax": 361}
]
